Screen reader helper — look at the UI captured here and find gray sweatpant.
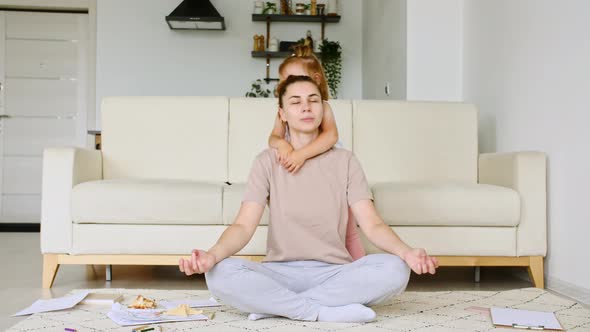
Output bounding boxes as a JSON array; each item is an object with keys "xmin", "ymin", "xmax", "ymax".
[{"xmin": 205, "ymin": 254, "xmax": 410, "ymax": 321}]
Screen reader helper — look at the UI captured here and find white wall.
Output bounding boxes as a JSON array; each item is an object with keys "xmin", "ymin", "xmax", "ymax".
[
  {"xmin": 464, "ymin": 0, "xmax": 590, "ymax": 302},
  {"xmin": 95, "ymin": 0, "xmax": 362, "ymax": 127},
  {"xmin": 362, "ymin": 0, "xmax": 406, "ymax": 99},
  {"xmin": 406, "ymin": 0, "xmax": 462, "ymax": 101}
]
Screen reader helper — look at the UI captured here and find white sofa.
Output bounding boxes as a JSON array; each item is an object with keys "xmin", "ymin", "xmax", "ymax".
[{"xmin": 40, "ymin": 97, "xmax": 547, "ymax": 288}]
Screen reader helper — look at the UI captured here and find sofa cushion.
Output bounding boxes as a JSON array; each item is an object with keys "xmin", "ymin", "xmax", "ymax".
[
  {"xmin": 72, "ymin": 224, "xmax": 267, "ymax": 255},
  {"xmin": 71, "ymin": 179, "xmax": 223, "ymax": 225},
  {"xmin": 372, "ymin": 183, "xmax": 520, "ymax": 227},
  {"xmin": 223, "ymin": 183, "xmax": 269, "ymax": 225}
]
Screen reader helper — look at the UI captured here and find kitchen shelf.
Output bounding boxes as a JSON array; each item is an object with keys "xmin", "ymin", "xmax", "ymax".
[
  {"xmin": 251, "ymin": 51, "xmax": 322, "ymax": 58},
  {"xmin": 251, "ymin": 13, "xmax": 340, "ymax": 82},
  {"xmin": 252, "ymin": 14, "xmax": 341, "ymax": 23}
]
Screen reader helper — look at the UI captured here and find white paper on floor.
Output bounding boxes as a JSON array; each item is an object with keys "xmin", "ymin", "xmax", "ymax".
[
  {"xmin": 107, "ymin": 303, "xmax": 209, "ymax": 326},
  {"xmin": 159, "ymin": 297, "xmax": 220, "ymax": 309},
  {"xmin": 13, "ymin": 290, "xmax": 90, "ymax": 317}
]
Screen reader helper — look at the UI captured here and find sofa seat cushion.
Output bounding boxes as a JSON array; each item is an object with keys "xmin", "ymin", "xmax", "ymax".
[
  {"xmin": 372, "ymin": 182, "xmax": 520, "ymax": 227},
  {"xmin": 71, "ymin": 179, "xmax": 223, "ymax": 225}
]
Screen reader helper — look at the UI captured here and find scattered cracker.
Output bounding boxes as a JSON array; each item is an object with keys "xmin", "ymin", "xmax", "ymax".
[
  {"xmin": 128, "ymin": 295, "xmax": 157, "ymax": 309},
  {"xmin": 163, "ymin": 304, "xmax": 203, "ymax": 317}
]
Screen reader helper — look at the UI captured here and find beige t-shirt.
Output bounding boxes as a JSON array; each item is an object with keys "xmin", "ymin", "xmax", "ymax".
[{"xmin": 243, "ymin": 148, "xmax": 373, "ymax": 264}]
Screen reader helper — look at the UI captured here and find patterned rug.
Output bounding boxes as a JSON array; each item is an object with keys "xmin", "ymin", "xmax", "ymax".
[{"xmin": 8, "ymin": 288, "xmax": 590, "ymax": 331}]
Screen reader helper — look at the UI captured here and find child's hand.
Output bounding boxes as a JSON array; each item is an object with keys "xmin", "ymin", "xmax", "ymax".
[
  {"xmin": 276, "ymin": 141, "xmax": 294, "ymax": 165},
  {"xmin": 283, "ymin": 150, "xmax": 307, "ymax": 173},
  {"xmin": 401, "ymin": 248, "xmax": 438, "ymax": 275}
]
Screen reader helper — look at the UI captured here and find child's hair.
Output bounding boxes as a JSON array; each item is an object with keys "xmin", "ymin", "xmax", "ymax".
[
  {"xmin": 278, "ymin": 44, "xmax": 330, "ymax": 100},
  {"xmin": 277, "ymin": 75, "xmax": 323, "ymax": 108}
]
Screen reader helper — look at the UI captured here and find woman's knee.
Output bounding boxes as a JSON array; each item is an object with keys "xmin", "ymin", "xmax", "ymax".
[
  {"xmin": 370, "ymin": 254, "xmax": 411, "ymax": 293},
  {"xmin": 205, "ymin": 258, "xmax": 245, "ymax": 295}
]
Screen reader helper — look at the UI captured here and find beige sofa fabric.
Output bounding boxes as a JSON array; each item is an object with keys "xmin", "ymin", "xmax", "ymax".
[
  {"xmin": 372, "ymin": 182, "xmax": 520, "ymax": 227},
  {"xmin": 353, "ymin": 100, "xmax": 478, "ymax": 184},
  {"xmin": 41, "ymin": 147, "xmax": 102, "ymax": 253},
  {"xmin": 479, "ymin": 151, "xmax": 547, "ymax": 256},
  {"xmin": 71, "ymin": 179, "xmax": 223, "ymax": 225},
  {"xmin": 228, "ymin": 98, "xmax": 278, "ymax": 184},
  {"xmin": 363, "ymin": 226, "xmax": 517, "ymax": 256},
  {"xmin": 222, "ymin": 184, "xmax": 270, "ymax": 225},
  {"xmin": 72, "ymin": 224, "xmax": 268, "ymax": 255},
  {"xmin": 40, "ymin": 97, "xmax": 547, "ymax": 260},
  {"xmin": 101, "ymin": 97, "xmax": 228, "ymax": 182}
]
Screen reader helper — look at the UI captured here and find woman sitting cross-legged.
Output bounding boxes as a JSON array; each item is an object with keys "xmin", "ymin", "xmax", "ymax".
[{"xmin": 179, "ymin": 75, "xmax": 438, "ymax": 323}]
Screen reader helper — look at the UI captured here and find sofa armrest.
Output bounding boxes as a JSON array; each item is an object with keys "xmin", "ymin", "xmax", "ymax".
[
  {"xmin": 478, "ymin": 151, "xmax": 547, "ymax": 256},
  {"xmin": 41, "ymin": 147, "xmax": 102, "ymax": 254}
]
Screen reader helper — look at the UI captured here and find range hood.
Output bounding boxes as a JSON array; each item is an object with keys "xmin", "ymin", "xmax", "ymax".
[{"xmin": 166, "ymin": 0, "xmax": 225, "ymax": 30}]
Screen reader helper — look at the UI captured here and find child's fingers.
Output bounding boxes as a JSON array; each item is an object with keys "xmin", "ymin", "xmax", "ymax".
[{"xmin": 179, "ymin": 258, "xmax": 185, "ymax": 273}]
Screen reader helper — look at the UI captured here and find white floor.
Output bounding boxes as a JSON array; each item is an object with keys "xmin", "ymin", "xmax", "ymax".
[{"xmin": 0, "ymin": 232, "xmax": 573, "ymax": 330}]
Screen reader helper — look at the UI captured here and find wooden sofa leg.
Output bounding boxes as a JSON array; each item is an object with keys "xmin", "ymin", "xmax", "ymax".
[
  {"xmin": 43, "ymin": 254, "xmax": 60, "ymax": 289},
  {"xmin": 527, "ymin": 256, "xmax": 544, "ymax": 289}
]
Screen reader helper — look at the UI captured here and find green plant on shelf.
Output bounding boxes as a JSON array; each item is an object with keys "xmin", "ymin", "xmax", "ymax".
[
  {"xmin": 263, "ymin": 2, "xmax": 277, "ymax": 14},
  {"xmin": 245, "ymin": 79, "xmax": 273, "ymax": 98},
  {"xmin": 319, "ymin": 39, "xmax": 342, "ymax": 98}
]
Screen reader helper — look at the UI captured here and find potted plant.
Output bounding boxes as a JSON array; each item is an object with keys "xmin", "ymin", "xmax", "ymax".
[
  {"xmin": 245, "ymin": 79, "xmax": 273, "ymax": 98},
  {"xmin": 263, "ymin": 2, "xmax": 277, "ymax": 14},
  {"xmin": 319, "ymin": 39, "xmax": 342, "ymax": 98}
]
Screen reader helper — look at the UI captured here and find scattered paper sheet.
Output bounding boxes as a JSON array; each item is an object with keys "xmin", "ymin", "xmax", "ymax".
[
  {"xmin": 160, "ymin": 297, "xmax": 221, "ymax": 309},
  {"xmin": 13, "ymin": 290, "xmax": 90, "ymax": 316},
  {"xmin": 107, "ymin": 303, "xmax": 209, "ymax": 326},
  {"xmin": 490, "ymin": 307, "xmax": 563, "ymax": 330}
]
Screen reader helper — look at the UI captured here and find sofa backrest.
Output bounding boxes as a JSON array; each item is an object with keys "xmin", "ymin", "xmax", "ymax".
[
  {"xmin": 101, "ymin": 97, "xmax": 228, "ymax": 182},
  {"xmin": 227, "ymin": 98, "xmax": 353, "ymax": 183},
  {"xmin": 353, "ymin": 100, "xmax": 478, "ymax": 184},
  {"xmin": 228, "ymin": 98, "xmax": 277, "ymax": 183},
  {"xmin": 100, "ymin": 97, "xmax": 477, "ymax": 184}
]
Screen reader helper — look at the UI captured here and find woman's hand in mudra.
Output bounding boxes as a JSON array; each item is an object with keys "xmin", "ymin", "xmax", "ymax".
[
  {"xmin": 401, "ymin": 248, "xmax": 438, "ymax": 275},
  {"xmin": 179, "ymin": 249, "xmax": 216, "ymax": 276}
]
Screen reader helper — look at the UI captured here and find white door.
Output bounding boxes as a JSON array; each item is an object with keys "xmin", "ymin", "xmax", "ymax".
[{"xmin": 0, "ymin": 11, "xmax": 88, "ymax": 224}]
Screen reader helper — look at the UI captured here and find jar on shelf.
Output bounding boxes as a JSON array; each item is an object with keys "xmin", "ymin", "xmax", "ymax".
[
  {"xmin": 295, "ymin": 3, "xmax": 305, "ymax": 15},
  {"xmin": 280, "ymin": 0, "xmax": 288, "ymax": 14},
  {"xmin": 253, "ymin": 0, "xmax": 263, "ymax": 14},
  {"xmin": 269, "ymin": 37, "xmax": 279, "ymax": 52},
  {"xmin": 310, "ymin": 0, "xmax": 317, "ymax": 15},
  {"xmin": 327, "ymin": 0, "xmax": 338, "ymax": 15},
  {"xmin": 316, "ymin": 3, "xmax": 325, "ymax": 15}
]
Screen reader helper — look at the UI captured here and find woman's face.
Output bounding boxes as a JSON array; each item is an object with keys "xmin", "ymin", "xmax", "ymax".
[
  {"xmin": 279, "ymin": 63, "xmax": 309, "ymax": 82},
  {"xmin": 279, "ymin": 81, "xmax": 324, "ymax": 134}
]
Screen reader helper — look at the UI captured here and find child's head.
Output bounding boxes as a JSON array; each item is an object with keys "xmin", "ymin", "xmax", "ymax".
[
  {"xmin": 277, "ymin": 75, "xmax": 324, "ymax": 134},
  {"xmin": 278, "ymin": 44, "xmax": 330, "ymax": 100}
]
